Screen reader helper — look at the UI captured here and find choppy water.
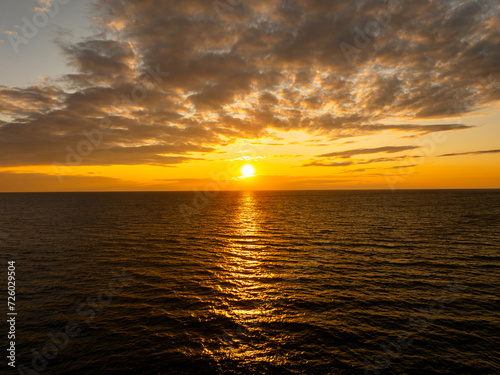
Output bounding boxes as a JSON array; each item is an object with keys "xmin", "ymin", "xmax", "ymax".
[{"xmin": 0, "ymin": 190, "xmax": 499, "ymax": 374}]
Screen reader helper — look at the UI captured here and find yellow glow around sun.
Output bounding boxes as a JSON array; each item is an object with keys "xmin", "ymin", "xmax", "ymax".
[{"xmin": 241, "ymin": 164, "xmax": 255, "ymax": 178}]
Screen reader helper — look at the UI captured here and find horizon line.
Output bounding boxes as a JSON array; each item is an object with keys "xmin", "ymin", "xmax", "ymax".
[{"xmin": 1, "ymin": 188, "xmax": 499, "ymax": 194}]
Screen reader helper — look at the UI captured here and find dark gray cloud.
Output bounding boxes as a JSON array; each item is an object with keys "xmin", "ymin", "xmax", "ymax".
[
  {"xmin": 0, "ymin": 0, "xmax": 498, "ymax": 167},
  {"xmin": 356, "ymin": 124, "xmax": 474, "ymax": 134},
  {"xmin": 319, "ymin": 145, "xmax": 421, "ymax": 158},
  {"xmin": 62, "ymin": 39, "xmax": 136, "ymax": 76},
  {"xmin": 302, "ymin": 151, "xmax": 423, "ymax": 167},
  {"xmin": 438, "ymin": 149, "xmax": 500, "ymax": 157},
  {"xmin": 390, "ymin": 164, "xmax": 419, "ymax": 169},
  {"xmin": 302, "ymin": 161, "xmax": 355, "ymax": 167}
]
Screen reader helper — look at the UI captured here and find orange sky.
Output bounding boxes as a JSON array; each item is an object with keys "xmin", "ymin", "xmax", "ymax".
[{"xmin": 0, "ymin": 0, "xmax": 499, "ymax": 191}]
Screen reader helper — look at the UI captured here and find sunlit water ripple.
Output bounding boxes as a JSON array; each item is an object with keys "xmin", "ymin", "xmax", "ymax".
[{"xmin": 0, "ymin": 190, "xmax": 499, "ymax": 374}]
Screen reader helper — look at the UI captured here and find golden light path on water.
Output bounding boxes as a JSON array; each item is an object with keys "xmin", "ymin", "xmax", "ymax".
[
  {"xmin": 202, "ymin": 191, "xmax": 291, "ymax": 366},
  {"xmin": 3, "ymin": 191, "xmax": 498, "ymax": 373}
]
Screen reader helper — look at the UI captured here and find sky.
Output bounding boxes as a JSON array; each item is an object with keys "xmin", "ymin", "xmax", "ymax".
[{"xmin": 0, "ymin": 0, "xmax": 499, "ymax": 192}]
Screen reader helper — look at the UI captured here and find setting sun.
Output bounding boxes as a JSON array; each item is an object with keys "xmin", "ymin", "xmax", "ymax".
[{"xmin": 241, "ymin": 164, "xmax": 256, "ymax": 178}]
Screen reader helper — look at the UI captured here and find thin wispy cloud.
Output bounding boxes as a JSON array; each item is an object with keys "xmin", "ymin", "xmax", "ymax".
[
  {"xmin": 318, "ymin": 146, "xmax": 421, "ymax": 159},
  {"xmin": 439, "ymin": 149, "xmax": 500, "ymax": 157},
  {"xmin": 303, "ymin": 161, "xmax": 356, "ymax": 167},
  {"xmin": 302, "ymin": 153, "xmax": 421, "ymax": 168}
]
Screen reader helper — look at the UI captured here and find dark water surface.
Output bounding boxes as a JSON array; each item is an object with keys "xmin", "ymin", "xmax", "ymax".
[{"xmin": 0, "ymin": 190, "xmax": 499, "ymax": 374}]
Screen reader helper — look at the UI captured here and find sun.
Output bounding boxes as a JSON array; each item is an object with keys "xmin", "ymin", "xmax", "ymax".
[{"xmin": 241, "ymin": 164, "xmax": 255, "ymax": 178}]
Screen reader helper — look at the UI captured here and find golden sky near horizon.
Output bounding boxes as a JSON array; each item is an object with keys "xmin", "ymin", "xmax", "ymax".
[{"xmin": 0, "ymin": 0, "xmax": 499, "ymax": 191}]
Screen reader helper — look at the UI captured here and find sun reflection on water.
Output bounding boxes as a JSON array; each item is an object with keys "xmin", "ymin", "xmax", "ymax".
[
  {"xmin": 224, "ymin": 191, "xmax": 264, "ymax": 292},
  {"xmin": 207, "ymin": 192, "xmax": 283, "ymax": 362}
]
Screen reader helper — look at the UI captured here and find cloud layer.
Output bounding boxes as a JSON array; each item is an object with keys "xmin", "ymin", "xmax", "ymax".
[{"xmin": 1, "ymin": 0, "xmax": 499, "ymax": 168}]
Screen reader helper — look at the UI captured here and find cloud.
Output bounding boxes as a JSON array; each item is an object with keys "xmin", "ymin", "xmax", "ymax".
[
  {"xmin": 61, "ymin": 40, "xmax": 137, "ymax": 76},
  {"xmin": 302, "ymin": 151, "xmax": 423, "ymax": 167},
  {"xmin": 438, "ymin": 149, "xmax": 500, "ymax": 157},
  {"xmin": 302, "ymin": 161, "xmax": 355, "ymax": 167},
  {"xmin": 0, "ymin": 0, "xmax": 498, "ymax": 168},
  {"xmin": 32, "ymin": 0, "xmax": 61, "ymax": 13},
  {"xmin": 356, "ymin": 124, "xmax": 474, "ymax": 134},
  {"xmin": 318, "ymin": 146, "xmax": 421, "ymax": 158},
  {"xmin": 390, "ymin": 164, "xmax": 419, "ymax": 169}
]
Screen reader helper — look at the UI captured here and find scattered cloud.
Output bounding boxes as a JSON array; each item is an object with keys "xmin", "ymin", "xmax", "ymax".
[{"xmin": 0, "ymin": 0, "xmax": 498, "ymax": 169}]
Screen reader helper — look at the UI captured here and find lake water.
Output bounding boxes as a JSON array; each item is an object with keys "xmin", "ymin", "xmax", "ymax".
[{"xmin": 0, "ymin": 190, "xmax": 499, "ymax": 374}]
